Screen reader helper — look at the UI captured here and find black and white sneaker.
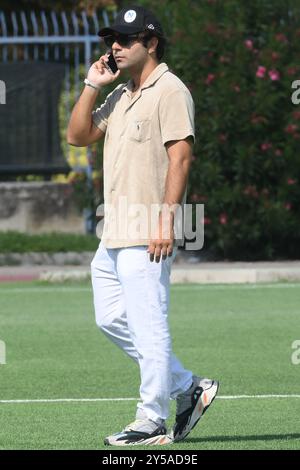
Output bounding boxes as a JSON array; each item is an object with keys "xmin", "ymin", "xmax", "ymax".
[
  {"xmin": 104, "ymin": 414, "xmax": 172, "ymax": 446},
  {"xmin": 171, "ymin": 376, "xmax": 219, "ymax": 442}
]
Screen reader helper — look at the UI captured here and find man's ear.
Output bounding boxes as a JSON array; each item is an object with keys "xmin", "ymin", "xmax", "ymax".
[{"xmin": 148, "ymin": 36, "xmax": 159, "ymax": 55}]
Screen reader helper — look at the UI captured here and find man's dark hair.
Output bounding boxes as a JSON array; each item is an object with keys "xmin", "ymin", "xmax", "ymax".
[{"xmin": 139, "ymin": 31, "xmax": 166, "ymax": 61}]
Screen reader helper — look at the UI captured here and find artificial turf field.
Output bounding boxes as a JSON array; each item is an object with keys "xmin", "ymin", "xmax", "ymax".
[{"xmin": 0, "ymin": 281, "xmax": 300, "ymax": 450}]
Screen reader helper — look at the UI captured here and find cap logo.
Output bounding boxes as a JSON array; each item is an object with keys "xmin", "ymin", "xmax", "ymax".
[
  {"xmin": 124, "ymin": 10, "xmax": 137, "ymax": 23},
  {"xmin": 147, "ymin": 24, "xmax": 155, "ymax": 30}
]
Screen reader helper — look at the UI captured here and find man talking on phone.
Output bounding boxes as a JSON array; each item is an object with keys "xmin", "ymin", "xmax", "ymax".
[{"xmin": 67, "ymin": 5, "xmax": 219, "ymax": 446}]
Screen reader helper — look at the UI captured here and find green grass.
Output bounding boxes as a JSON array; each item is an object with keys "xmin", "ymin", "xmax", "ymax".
[{"xmin": 0, "ymin": 281, "xmax": 300, "ymax": 450}]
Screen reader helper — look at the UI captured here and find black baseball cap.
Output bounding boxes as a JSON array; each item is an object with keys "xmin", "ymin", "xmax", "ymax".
[{"xmin": 98, "ymin": 5, "xmax": 164, "ymax": 38}]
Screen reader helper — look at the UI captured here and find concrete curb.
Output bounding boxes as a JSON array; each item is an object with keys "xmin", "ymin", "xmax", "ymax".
[
  {"xmin": 1, "ymin": 261, "xmax": 300, "ymax": 284},
  {"xmin": 170, "ymin": 265, "xmax": 300, "ymax": 284},
  {"xmin": 40, "ymin": 270, "xmax": 91, "ymax": 282},
  {"xmin": 39, "ymin": 262, "xmax": 300, "ymax": 284}
]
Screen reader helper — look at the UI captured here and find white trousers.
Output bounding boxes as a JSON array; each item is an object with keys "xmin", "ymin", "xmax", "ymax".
[{"xmin": 91, "ymin": 241, "xmax": 193, "ymax": 423}]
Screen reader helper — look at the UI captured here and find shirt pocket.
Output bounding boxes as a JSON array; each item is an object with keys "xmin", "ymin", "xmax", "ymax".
[{"xmin": 129, "ymin": 119, "xmax": 151, "ymax": 142}]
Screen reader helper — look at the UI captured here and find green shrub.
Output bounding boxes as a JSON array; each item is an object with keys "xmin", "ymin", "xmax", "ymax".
[
  {"xmin": 0, "ymin": 232, "xmax": 99, "ymax": 253},
  {"xmin": 137, "ymin": 0, "xmax": 300, "ymax": 260}
]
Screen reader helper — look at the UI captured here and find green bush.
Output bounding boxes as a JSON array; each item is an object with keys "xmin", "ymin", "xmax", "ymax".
[
  {"xmin": 0, "ymin": 232, "xmax": 99, "ymax": 253},
  {"xmin": 137, "ymin": 0, "xmax": 300, "ymax": 260}
]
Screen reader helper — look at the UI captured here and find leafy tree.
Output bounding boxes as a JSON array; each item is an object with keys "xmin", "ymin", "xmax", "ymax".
[{"xmin": 134, "ymin": 0, "xmax": 300, "ymax": 260}]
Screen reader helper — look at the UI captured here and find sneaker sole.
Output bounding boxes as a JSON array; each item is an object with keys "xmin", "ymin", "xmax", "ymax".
[
  {"xmin": 104, "ymin": 434, "xmax": 173, "ymax": 446},
  {"xmin": 173, "ymin": 380, "xmax": 219, "ymax": 442}
]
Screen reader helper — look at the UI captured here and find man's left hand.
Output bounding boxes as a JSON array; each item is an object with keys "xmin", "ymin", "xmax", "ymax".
[{"xmin": 147, "ymin": 212, "xmax": 174, "ymax": 262}]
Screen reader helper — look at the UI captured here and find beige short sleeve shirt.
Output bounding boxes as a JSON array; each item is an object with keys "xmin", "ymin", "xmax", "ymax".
[{"xmin": 92, "ymin": 63, "xmax": 195, "ymax": 248}]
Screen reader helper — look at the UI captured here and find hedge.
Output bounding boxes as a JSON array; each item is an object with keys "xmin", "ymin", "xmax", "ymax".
[
  {"xmin": 0, "ymin": 232, "xmax": 99, "ymax": 253},
  {"xmin": 134, "ymin": 0, "xmax": 300, "ymax": 260}
]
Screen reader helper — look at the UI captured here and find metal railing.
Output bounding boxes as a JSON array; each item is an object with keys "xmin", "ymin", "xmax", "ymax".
[{"xmin": 0, "ymin": 9, "xmax": 114, "ymax": 173}]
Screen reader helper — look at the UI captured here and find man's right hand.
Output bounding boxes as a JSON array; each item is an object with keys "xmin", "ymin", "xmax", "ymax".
[{"xmin": 86, "ymin": 54, "xmax": 120, "ymax": 88}]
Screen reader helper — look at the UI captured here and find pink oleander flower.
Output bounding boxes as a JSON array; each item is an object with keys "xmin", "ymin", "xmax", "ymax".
[
  {"xmin": 251, "ymin": 114, "xmax": 267, "ymax": 125},
  {"xmin": 268, "ymin": 69, "xmax": 280, "ymax": 81},
  {"xmin": 205, "ymin": 73, "xmax": 216, "ymax": 85},
  {"xmin": 233, "ymin": 85, "xmax": 240, "ymax": 92},
  {"xmin": 275, "ymin": 149, "xmax": 283, "ymax": 156},
  {"xmin": 204, "ymin": 217, "xmax": 212, "ymax": 225},
  {"xmin": 244, "ymin": 39, "xmax": 253, "ymax": 50},
  {"xmin": 271, "ymin": 52, "xmax": 280, "ymax": 61},
  {"xmin": 285, "ymin": 124, "xmax": 298, "ymax": 134},
  {"xmin": 243, "ymin": 186, "xmax": 259, "ymax": 198},
  {"xmin": 261, "ymin": 142, "xmax": 272, "ymax": 151},
  {"xmin": 275, "ymin": 33, "xmax": 288, "ymax": 43},
  {"xmin": 256, "ymin": 66, "xmax": 266, "ymax": 78},
  {"xmin": 287, "ymin": 178, "xmax": 296, "ymax": 185},
  {"xmin": 219, "ymin": 213, "xmax": 228, "ymax": 225},
  {"xmin": 219, "ymin": 55, "xmax": 230, "ymax": 63},
  {"xmin": 284, "ymin": 202, "xmax": 292, "ymax": 210}
]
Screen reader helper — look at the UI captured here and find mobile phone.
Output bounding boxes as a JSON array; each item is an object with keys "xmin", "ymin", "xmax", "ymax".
[{"xmin": 106, "ymin": 53, "xmax": 118, "ymax": 74}]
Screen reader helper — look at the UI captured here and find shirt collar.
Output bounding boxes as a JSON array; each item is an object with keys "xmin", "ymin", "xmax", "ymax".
[{"xmin": 123, "ymin": 62, "xmax": 169, "ymax": 94}]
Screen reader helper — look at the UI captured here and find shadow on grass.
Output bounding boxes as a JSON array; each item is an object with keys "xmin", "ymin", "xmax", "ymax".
[{"xmin": 185, "ymin": 433, "xmax": 300, "ymax": 444}]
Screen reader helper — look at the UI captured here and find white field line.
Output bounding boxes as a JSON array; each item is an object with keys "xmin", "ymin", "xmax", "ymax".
[
  {"xmin": 218, "ymin": 394, "xmax": 300, "ymax": 399},
  {"xmin": 172, "ymin": 284, "xmax": 300, "ymax": 290},
  {"xmin": 1, "ymin": 395, "xmax": 300, "ymax": 404},
  {"xmin": 1, "ymin": 283, "xmax": 300, "ymax": 294}
]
